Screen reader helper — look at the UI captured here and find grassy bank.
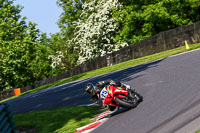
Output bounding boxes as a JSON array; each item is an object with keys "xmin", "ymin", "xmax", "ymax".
[
  {"xmin": 13, "ymin": 106, "xmax": 101, "ymax": 133},
  {"xmin": 9, "ymin": 43, "xmax": 200, "ymax": 133},
  {"xmin": 1, "ymin": 43, "xmax": 200, "ymax": 103}
]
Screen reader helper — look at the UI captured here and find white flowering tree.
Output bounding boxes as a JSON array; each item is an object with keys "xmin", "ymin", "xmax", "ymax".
[
  {"xmin": 48, "ymin": 51, "xmax": 65, "ymax": 69},
  {"xmin": 71, "ymin": 0, "xmax": 128, "ymax": 64}
]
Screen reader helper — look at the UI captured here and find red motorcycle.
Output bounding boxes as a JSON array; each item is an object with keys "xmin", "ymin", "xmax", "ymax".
[{"xmin": 100, "ymin": 85, "xmax": 143, "ymax": 109}]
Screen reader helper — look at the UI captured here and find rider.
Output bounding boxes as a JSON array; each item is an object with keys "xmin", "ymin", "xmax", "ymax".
[{"xmin": 85, "ymin": 79, "xmax": 132, "ymax": 111}]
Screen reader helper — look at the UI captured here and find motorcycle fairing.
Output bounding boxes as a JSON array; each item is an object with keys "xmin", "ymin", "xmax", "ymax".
[{"xmin": 102, "ymin": 85, "xmax": 128, "ymax": 106}]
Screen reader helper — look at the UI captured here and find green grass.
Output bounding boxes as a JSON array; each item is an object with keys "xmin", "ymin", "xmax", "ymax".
[
  {"xmin": 13, "ymin": 106, "xmax": 101, "ymax": 133},
  {"xmin": 8, "ymin": 43, "xmax": 200, "ymax": 133},
  {"xmin": 1, "ymin": 43, "xmax": 200, "ymax": 103},
  {"xmin": 196, "ymin": 131, "xmax": 200, "ymax": 133}
]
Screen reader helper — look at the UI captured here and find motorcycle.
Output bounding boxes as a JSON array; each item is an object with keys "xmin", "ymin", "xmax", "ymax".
[{"xmin": 100, "ymin": 85, "xmax": 143, "ymax": 110}]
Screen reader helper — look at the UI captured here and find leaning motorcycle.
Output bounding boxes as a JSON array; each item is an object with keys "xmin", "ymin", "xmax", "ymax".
[{"xmin": 100, "ymin": 85, "xmax": 143, "ymax": 109}]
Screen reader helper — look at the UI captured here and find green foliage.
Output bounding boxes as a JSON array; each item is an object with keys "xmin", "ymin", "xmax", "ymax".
[
  {"xmin": 56, "ymin": 0, "xmax": 200, "ymax": 65},
  {"xmin": 115, "ymin": 0, "xmax": 200, "ymax": 44},
  {"xmin": 2, "ymin": 42, "xmax": 200, "ymax": 103},
  {"xmin": 0, "ymin": 0, "xmax": 53, "ymax": 90},
  {"xmin": 70, "ymin": 0, "xmax": 128, "ymax": 64},
  {"xmin": 2, "ymin": 0, "xmax": 196, "ymax": 90},
  {"xmin": 57, "ymin": 0, "xmax": 91, "ymax": 39},
  {"xmin": 47, "ymin": 0, "xmax": 86, "ymax": 70},
  {"xmin": 48, "ymin": 33, "xmax": 79, "ymax": 71},
  {"xmin": 30, "ymin": 34, "xmax": 52, "ymax": 81}
]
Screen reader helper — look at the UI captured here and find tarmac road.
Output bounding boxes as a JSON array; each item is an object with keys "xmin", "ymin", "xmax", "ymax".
[
  {"xmin": 2, "ymin": 48, "xmax": 200, "ymax": 133},
  {"xmin": 93, "ymin": 49, "xmax": 200, "ymax": 133}
]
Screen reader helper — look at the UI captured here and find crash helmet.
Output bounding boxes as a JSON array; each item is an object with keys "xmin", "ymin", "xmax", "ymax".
[{"xmin": 85, "ymin": 83, "xmax": 96, "ymax": 96}]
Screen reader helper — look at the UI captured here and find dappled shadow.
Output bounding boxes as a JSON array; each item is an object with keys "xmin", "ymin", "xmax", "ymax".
[{"xmin": 93, "ymin": 58, "xmax": 166, "ymax": 83}]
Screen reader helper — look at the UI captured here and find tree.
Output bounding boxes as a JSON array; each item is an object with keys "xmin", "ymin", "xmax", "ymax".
[
  {"xmin": 0, "ymin": 0, "xmax": 52, "ymax": 90},
  {"xmin": 57, "ymin": 0, "xmax": 91, "ymax": 39},
  {"xmin": 48, "ymin": 32, "xmax": 79, "ymax": 72},
  {"xmin": 70, "ymin": 0, "xmax": 128, "ymax": 64},
  {"xmin": 30, "ymin": 33, "xmax": 54, "ymax": 81},
  {"xmin": 115, "ymin": 0, "xmax": 200, "ymax": 44},
  {"xmin": 47, "ymin": 0, "xmax": 88, "ymax": 70},
  {"xmin": 48, "ymin": 0, "xmax": 200, "ymax": 75}
]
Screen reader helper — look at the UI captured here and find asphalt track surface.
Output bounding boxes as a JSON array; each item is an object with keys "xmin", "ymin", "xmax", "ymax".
[{"xmin": 2, "ymin": 49, "xmax": 200, "ymax": 133}]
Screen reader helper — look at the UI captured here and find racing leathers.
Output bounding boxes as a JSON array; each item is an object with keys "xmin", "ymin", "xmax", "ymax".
[{"xmin": 91, "ymin": 80, "xmax": 132, "ymax": 111}]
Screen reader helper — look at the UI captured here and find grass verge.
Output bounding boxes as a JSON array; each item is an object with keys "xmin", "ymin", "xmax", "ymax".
[
  {"xmin": 13, "ymin": 106, "xmax": 101, "ymax": 133},
  {"xmin": 7, "ymin": 43, "xmax": 200, "ymax": 133},
  {"xmin": 1, "ymin": 43, "xmax": 200, "ymax": 103}
]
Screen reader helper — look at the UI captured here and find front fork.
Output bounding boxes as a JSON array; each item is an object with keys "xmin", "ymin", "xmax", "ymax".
[{"xmin": 128, "ymin": 90, "xmax": 140, "ymax": 103}]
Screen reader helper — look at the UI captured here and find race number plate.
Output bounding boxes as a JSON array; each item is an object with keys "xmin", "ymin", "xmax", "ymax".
[{"xmin": 100, "ymin": 88, "xmax": 108, "ymax": 99}]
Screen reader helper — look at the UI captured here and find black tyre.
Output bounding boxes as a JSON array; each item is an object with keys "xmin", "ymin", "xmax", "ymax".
[
  {"xmin": 129, "ymin": 89, "xmax": 143, "ymax": 103},
  {"xmin": 108, "ymin": 106, "xmax": 116, "ymax": 111},
  {"xmin": 133, "ymin": 91, "xmax": 143, "ymax": 103},
  {"xmin": 114, "ymin": 96, "xmax": 137, "ymax": 108}
]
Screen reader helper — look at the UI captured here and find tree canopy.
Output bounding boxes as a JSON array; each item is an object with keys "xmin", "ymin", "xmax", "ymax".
[
  {"xmin": 116, "ymin": 0, "xmax": 200, "ymax": 44},
  {"xmin": 56, "ymin": 0, "xmax": 200, "ymax": 58},
  {"xmin": 0, "ymin": 0, "xmax": 53, "ymax": 90},
  {"xmin": 1, "ymin": 0, "xmax": 200, "ymax": 90}
]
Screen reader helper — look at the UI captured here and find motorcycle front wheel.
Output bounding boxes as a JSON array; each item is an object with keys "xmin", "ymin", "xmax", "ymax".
[{"xmin": 114, "ymin": 95, "xmax": 137, "ymax": 108}]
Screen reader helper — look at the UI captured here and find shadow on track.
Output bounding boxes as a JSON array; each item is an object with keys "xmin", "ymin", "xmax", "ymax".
[
  {"xmin": 4, "ymin": 58, "xmax": 165, "ymax": 114},
  {"xmin": 91, "ymin": 58, "xmax": 167, "ymax": 84}
]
